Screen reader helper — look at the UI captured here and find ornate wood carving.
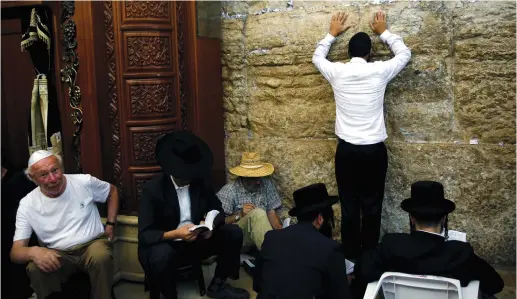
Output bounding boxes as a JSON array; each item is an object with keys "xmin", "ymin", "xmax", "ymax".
[
  {"xmin": 60, "ymin": 1, "xmax": 83, "ymax": 172},
  {"xmin": 175, "ymin": 2, "xmax": 187, "ymax": 129},
  {"xmin": 134, "ymin": 178, "xmax": 149, "ymax": 202},
  {"xmin": 127, "ymin": 36, "xmax": 170, "ymax": 68},
  {"xmin": 124, "ymin": 1, "xmax": 169, "ymax": 19},
  {"xmin": 129, "ymin": 82, "xmax": 174, "ymax": 115},
  {"xmin": 132, "ymin": 131, "xmax": 170, "ymax": 162},
  {"xmin": 104, "ymin": 1, "xmax": 124, "ymax": 201}
]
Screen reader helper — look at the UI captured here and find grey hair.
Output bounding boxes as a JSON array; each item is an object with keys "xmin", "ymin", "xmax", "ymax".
[{"xmin": 25, "ymin": 154, "xmax": 64, "ymax": 182}]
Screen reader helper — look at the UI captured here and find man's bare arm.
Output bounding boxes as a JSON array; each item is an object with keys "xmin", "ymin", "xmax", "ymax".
[
  {"xmin": 106, "ymin": 184, "xmax": 119, "ymax": 223},
  {"xmin": 267, "ymin": 210, "xmax": 283, "ymax": 230},
  {"xmin": 11, "ymin": 239, "xmax": 61, "ymax": 273}
]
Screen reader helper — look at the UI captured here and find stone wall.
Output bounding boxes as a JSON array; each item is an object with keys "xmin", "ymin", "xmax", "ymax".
[{"xmin": 220, "ymin": 0, "xmax": 516, "ymax": 265}]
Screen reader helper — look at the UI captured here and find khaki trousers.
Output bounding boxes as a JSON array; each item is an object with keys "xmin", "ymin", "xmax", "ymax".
[
  {"xmin": 26, "ymin": 235, "xmax": 113, "ymax": 299},
  {"xmin": 237, "ymin": 208, "xmax": 273, "ymax": 251}
]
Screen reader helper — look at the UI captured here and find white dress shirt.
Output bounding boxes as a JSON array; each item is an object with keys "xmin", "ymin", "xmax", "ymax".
[
  {"xmin": 312, "ymin": 30, "xmax": 411, "ymax": 145},
  {"xmin": 171, "ymin": 176, "xmax": 193, "ymax": 228}
]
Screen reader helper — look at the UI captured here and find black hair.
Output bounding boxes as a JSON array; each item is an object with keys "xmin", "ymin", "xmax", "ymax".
[
  {"xmin": 348, "ymin": 32, "xmax": 372, "ymax": 58},
  {"xmin": 298, "ymin": 206, "xmax": 335, "ymax": 227},
  {"xmin": 409, "ymin": 213, "xmax": 449, "ymax": 240}
]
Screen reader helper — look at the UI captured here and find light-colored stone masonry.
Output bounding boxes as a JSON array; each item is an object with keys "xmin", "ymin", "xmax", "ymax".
[{"xmin": 220, "ymin": 1, "xmax": 516, "ymax": 265}]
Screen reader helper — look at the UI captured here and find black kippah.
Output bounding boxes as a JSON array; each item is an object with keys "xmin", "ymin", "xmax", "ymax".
[{"xmin": 348, "ymin": 32, "xmax": 372, "ymax": 58}]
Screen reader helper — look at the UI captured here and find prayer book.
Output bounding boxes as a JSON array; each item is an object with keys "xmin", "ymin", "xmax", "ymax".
[
  {"xmin": 189, "ymin": 210, "xmax": 220, "ymax": 232},
  {"xmin": 445, "ymin": 230, "xmax": 467, "ymax": 242}
]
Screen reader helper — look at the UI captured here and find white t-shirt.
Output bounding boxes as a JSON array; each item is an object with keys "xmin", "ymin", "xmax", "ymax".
[{"xmin": 13, "ymin": 174, "xmax": 111, "ymax": 250}]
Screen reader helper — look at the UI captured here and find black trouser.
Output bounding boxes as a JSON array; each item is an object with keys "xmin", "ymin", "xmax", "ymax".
[
  {"xmin": 139, "ymin": 224, "xmax": 243, "ymax": 299},
  {"xmin": 335, "ymin": 138, "xmax": 388, "ymax": 260}
]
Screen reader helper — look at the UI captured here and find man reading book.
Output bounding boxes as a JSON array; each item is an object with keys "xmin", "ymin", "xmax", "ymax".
[
  {"xmin": 138, "ymin": 131, "xmax": 249, "ymax": 299},
  {"xmin": 355, "ymin": 181, "xmax": 504, "ymax": 298}
]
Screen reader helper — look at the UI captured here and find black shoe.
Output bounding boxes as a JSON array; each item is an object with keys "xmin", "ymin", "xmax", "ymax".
[{"xmin": 207, "ymin": 277, "xmax": 250, "ymax": 299}]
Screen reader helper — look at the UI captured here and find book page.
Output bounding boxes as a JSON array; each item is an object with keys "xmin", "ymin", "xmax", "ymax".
[
  {"xmin": 189, "ymin": 210, "xmax": 220, "ymax": 232},
  {"xmin": 446, "ymin": 230, "xmax": 467, "ymax": 242},
  {"xmin": 345, "ymin": 259, "xmax": 355, "ymax": 275},
  {"xmin": 282, "ymin": 217, "xmax": 291, "ymax": 228}
]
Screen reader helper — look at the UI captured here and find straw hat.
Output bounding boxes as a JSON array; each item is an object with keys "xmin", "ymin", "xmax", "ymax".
[{"xmin": 229, "ymin": 152, "xmax": 274, "ymax": 177}]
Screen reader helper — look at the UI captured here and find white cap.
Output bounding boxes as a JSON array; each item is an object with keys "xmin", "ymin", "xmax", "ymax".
[{"xmin": 28, "ymin": 150, "xmax": 53, "ymax": 168}]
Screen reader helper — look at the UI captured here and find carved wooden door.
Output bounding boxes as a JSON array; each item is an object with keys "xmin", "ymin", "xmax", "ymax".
[{"xmin": 104, "ymin": 1, "xmax": 188, "ymax": 214}]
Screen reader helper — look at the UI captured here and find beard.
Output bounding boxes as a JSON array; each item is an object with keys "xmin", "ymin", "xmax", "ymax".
[{"xmin": 319, "ymin": 218, "xmax": 333, "ymax": 239}]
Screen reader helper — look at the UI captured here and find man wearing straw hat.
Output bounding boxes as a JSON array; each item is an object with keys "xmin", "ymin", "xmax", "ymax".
[
  {"xmin": 355, "ymin": 181, "xmax": 504, "ymax": 297},
  {"xmin": 10, "ymin": 150, "xmax": 119, "ymax": 299},
  {"xmin": 217, "ymin": 152, "xmax": 283, "ymax": 251}
]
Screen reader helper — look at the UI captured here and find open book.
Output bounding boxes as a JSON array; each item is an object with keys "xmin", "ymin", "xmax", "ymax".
[
  {"xmin": 345, "ymin": 259, "xmax": 355, "ymax": 275},
  {"xmin": 189, "ymin": 210, "xmax": 220, "ymax": 233},
  {"xmin": 445, "ymin": 230, "xmax": 467, "ymax": 242}
]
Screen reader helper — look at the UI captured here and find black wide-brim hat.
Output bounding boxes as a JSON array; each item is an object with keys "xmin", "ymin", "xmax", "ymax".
[
  {"xmin": 289, "ymin": 183, "xmax": 338, "ymax": 217},
  {"xmin": 401, "ymin": 181, "xmax": 456, "ymax": 216},
  {"xmin": 156, "ymin": 131, "xmax": 213, "ymax": 180}
]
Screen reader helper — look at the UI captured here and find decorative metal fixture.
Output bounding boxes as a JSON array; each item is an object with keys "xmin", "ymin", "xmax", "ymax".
[{"xmin": 60, "ymin": 1, "xmax": 83, "ymax": 172}]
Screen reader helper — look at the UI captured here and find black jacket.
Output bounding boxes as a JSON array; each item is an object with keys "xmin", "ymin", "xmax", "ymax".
[
  {"xmin": 137, "ymin": 173, "xmax": 223, "ymax": 249},
  {"xmin": 356, "ymin": 231, "xmax": 504, "ymax": 295},
  {"xmin": 254, "ymin": 222, "xmax": 352, "ymax": 299}
]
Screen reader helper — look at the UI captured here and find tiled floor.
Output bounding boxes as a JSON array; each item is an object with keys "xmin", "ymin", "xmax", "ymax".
[{"xmin": 114, "ymin": 266, "xmax": 515, "ymax": 299}]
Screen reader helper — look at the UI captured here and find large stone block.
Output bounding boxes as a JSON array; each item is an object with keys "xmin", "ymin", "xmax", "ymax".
[
  {"xmin": 455, "ymin": 80, "xmax": 516, "ymax": 144},
  {"xmin": 248, "ymin": 100, "xmax": 335, "ymax": 138},
  {"xmin": 383, "ymin": 142, "xmax": 516, "ymax": 264},
  {"xmin": 452, "ymin": 1, "xmax": 516, "ymax": 60},
  {"xmin": 386, "ymin": 101, "xmax": 457, "ymax": 143}
]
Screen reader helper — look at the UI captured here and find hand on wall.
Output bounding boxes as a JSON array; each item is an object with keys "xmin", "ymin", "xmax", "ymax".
[{"xmin": 329, "ymin": 12, "xmax": 353, "ymax": 37}]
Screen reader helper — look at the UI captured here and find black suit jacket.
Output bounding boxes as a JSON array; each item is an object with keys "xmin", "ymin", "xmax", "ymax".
[
  {"xmin": 254, "ymin": 222, "xmax": 352, "ymax": 299},
  {"xmin": 356, "ymin": 231, "xmax": 504, "ymax": 295},
  {"xmin": 137, "ymin": 173, "xmax": 223, "ymax": 249}
]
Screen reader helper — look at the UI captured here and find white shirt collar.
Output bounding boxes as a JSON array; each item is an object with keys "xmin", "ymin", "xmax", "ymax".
[
  {"xmin": 350, "ymin": 57, "xmax": 368, "ymax": 64},
  {"xmin": 170, "ymin": 176, "xmax": 189, "ymax": 190},
  {"xmin": 417, "ymin": 229, "xmax": 445, "ymax": 238}
]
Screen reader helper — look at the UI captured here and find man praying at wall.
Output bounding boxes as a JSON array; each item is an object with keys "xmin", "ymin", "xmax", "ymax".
[
  {"xmin": 312, "ymin": 11, "xmax": 411, "ymax": 260},
  {"xmin": 10, "ymin": 150, "xmax": 119, "ymax": 299},
  {"xmin": 217, "ymin": 152, "xmax": 283, "ymax": 252}
]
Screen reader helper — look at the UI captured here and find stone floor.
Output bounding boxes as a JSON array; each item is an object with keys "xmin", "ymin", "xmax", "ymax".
[{"xmin": 114, "ymin": 266, "xmax": 515, "ymax": 299}]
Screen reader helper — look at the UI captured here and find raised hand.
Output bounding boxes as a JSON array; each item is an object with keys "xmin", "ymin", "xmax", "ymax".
[
  {"xmin": 369, "ymin": 11, "xmax": 387, "ymax": 35},
  {"xmin": 329, "ymin": 12, "xmax": 353, "ymax": 37},
  {"xmin": 31, "ymin": 247, "xmax": 62, "ymax": 273}
]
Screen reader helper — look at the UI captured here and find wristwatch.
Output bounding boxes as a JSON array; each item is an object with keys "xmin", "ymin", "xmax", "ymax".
[
  {"xmin": 235, "ymin": 214, "xmax": 241, "ymax": 221},
  {"xmin": 106, "ymin": 221, "xmax": 117, "ymax": 227}
]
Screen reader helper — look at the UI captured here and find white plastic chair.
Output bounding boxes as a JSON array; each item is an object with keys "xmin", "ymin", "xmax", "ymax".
[{"xmin": 363, "ymin": 272, "xmax": 481, "ymax": 299}]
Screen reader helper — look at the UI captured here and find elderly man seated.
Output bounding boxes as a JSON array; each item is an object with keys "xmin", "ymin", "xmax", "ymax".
[
  {"xmin": 217, "ymin": 152, "xmax": 283, "ymax": 252},
  {"xmin": 10, "ymin": 150, "xmax": 119, "ymax": 299},
  {"xmin": 355, "ymin": 181, "xmax": 504, "ymax": 298}
]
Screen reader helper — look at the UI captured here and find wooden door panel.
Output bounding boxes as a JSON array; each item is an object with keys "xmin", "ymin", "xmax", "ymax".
[
  {"xmin": 125, "ymin": 78, "xmax": 178, "ymax": 120},
  {"xmin": 107, "ymin": 1, "xmax": 184, "ymax": 214},
  {"xmin": 121, "ymin": 1, "xmax": 172, "ymax": 25}
]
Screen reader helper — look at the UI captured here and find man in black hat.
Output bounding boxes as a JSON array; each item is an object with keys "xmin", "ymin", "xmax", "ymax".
[
  {"xmin": 253, "ymin": 183, "xmax": 353, "ymax": 299},
  {"xmin": 313, "ymin": 11, "xmax": 411, "ymax": 260},
  {"xmin": 355, "ymin": 181, "xmax": 504, "ymax": 297},
  {"xmin": 138, "ymin": 131, "xmax": 249, "ymax": 299}
]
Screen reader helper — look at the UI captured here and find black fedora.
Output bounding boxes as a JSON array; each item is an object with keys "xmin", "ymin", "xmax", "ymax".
[
  {"xmin": 289, "ymin": 183, "xmax": 338, "ymax": 217},
  {"xmin": 156, "ymin": 131, "xmax": 213, "ymax": 180},
  {"xmin": 401, "ymin": 181, "xmax": 455, "ymax": 216}
]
